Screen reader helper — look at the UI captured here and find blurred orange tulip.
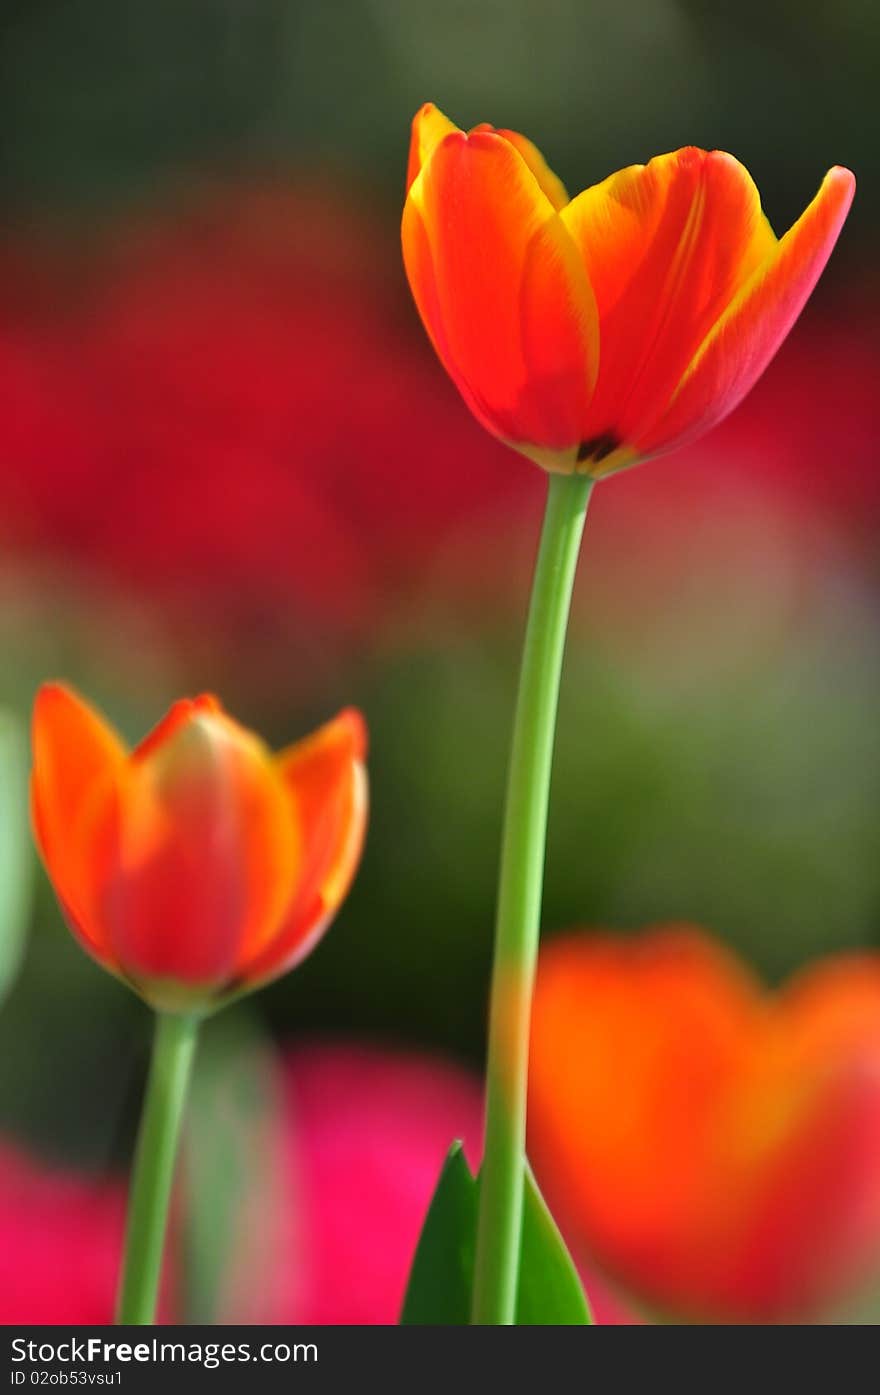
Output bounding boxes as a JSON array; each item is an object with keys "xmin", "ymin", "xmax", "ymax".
[
  {"xmin": 528, "ymin": 927, "xmax": 880, "ymax": 1322},
  {"xmin": 31, "ymin": 684, "xmax": 367, "ymax": 1013},
  {"xmin": 402, "ymin": 104, "xmax": 854, "ymax": 478}
]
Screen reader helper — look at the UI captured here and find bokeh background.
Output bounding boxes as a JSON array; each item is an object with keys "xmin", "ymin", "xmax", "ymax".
[{"xmin": 1, "ymin": 0, "xmax": 878, "ymax": 1324}]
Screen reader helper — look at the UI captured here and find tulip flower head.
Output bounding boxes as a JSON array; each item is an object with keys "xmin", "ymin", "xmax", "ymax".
[
  {"xmin": 402, "ymin": 104, "xmax": 855, "ymax": 477},
  {"xmin": 31, "ymin": 684, "xmax": 367, "ymax": 1013},
  {"xmin": 528, "ymin": 927, "xmax": 880, "ymax": 1322}
]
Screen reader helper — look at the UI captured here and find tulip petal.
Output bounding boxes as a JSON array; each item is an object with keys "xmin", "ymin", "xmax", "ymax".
[
  {"xmin": 403, "ymin": 128, "xmax": 598, "ymax": 461},
  {"xmin": 97, "ymin": 704, "xmax": 298, "ymax": 988},
  {"xmin": 640, "ymin": 166, "xmax": 856, "ymax": 454},
  {"xmin": 491, "ymin": 127, "xmax": 569, "ymax": 211},
  {"xmin": 130, "ymin": 693, "xmax": 222, "ymax": 764},
  {"xmin": 529, "ymin": 927, "xmax": 880, "ymax": 1321},
  {"xmin": 718, "ymin": 957, "xmax": 880, "ymax": 1317},
  {"xmin": 725, "ymin": 1056, "xmax": 880, "ymax": 1318},
  {"xmin": 529, "ymin": 927, "xmax": 759, "ymax": 1296},
  {"xmin": 561, "ymin": 148, "xmax": 777, "ymax": 461},
  {"xmin": 30, "ymin": 683, "xmax": 126, "ymax": 964},
  {"xmin": 241, "ymin": 708, "xmax": 368, "ymax": 985},
  {"xmin": 406, "ymin": 103, "xmax": 459, "ymax": 193}
]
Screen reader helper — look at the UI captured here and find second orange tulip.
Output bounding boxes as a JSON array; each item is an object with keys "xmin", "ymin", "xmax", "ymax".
[{"xmin": 31, "ymin": 684, "xmax": 368, "ymax": 1013}]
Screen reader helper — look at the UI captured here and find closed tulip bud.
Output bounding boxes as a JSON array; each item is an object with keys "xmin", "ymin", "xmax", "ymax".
[{"xmin": 31, "ymin": 684, "xmax": 367, "ymax": 1014}]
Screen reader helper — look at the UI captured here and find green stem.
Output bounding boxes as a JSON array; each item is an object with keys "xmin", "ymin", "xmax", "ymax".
[
  {"xmin": 116, "ymin": 1012, "xmax": 200, "ymax": 1324},
  {"xmin": 471, "ymin": 471, "xmax": 593, "ymax": 1325}
]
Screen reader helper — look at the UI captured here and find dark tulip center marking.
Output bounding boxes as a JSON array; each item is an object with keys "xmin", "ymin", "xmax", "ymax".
[{"xmin": 577, "ymin": 432, "xmax": 620, "ymax": 464}]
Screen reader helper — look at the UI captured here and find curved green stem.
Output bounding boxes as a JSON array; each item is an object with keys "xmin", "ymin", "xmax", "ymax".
[
  {"xmin": 471, "ymin": 471, "xmax": 593, "ymax": 1325},
  {"xmin": 116, "ymin": 1012, "xmax": 200, "ymax": 1324}
]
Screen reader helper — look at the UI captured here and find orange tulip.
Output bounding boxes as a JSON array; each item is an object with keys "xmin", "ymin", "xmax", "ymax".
[
  {"xmin": 528, "ymin": 927, "xmax": 880, "ymax": 1322},
  {"xmin": 31, "ymin": 684, "xmax": 367, "ymax": 1013},
  {"xmin": 402, "ymin": 104, "xmax": 855, "ymax": 477}
]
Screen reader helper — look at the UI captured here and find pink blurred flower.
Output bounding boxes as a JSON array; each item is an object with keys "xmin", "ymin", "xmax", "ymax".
[
  {"xmin": 275, "ymin": 1043, "xmax": 484, "ymax": 1324},
  {"xmin": 0, "ymin": 1045, "xmax": 628, "ymax": 1325},
  {"xmin": 266, "ymin": 1043, "xmax": 631, "ymax": 1325},
  {"xmin": 0, "ymin": 1140, "xmax": 124, "ymax": 1323}
]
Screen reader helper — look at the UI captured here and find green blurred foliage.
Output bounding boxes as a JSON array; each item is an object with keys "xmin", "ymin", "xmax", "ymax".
[
  {"xmin": 0, "ymin": 712, "xmax": 33, "ymax": 1003},
  {"xmin": 278, "ymin": 590, "xmax": 880, "ymax": 1062},
  {"xmin": 181, "ymin": 1010, "xmax": 287, "ymax": 1323},
  {"xmin": 2, "ymin": 0, "xmax": 877, "ymax": 255}
]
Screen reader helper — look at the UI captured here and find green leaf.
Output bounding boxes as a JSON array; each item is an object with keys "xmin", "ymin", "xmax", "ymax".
[
  {"xmin": 181, "ymin": 1010, "xmax": 288, "ymax": 1322},
  {"xmin": 400, "ymin": 1141, "xmax": 478, "ymax": 1324},
  {"xmin": 401, "ymin": 1145, "xmax": 592, "ymax": 1324},
  {"xmin": 0, "ymin": 712, "xmax": 33, "ymax": 1005},
  {"xmin": 516, "ymin": 1161, "xmax": 592, "ymax": 1324}
]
